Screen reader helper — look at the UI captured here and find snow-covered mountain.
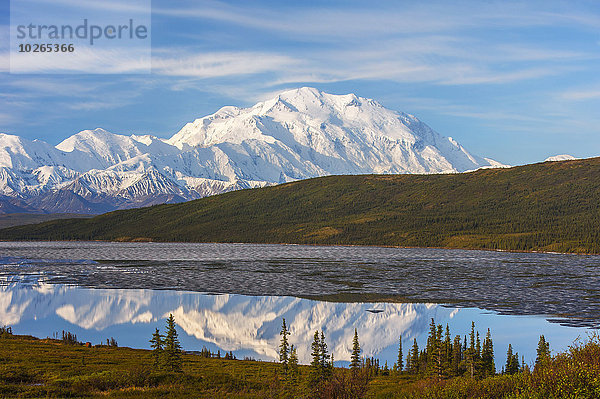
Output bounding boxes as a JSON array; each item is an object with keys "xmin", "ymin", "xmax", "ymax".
[
  {"xmin": 544, "ymin": 154, "xmax": 577, "ymax": 162},
  {"xmin": 0, "ymin": 88, "xmax": 503, "ymax": 214}
]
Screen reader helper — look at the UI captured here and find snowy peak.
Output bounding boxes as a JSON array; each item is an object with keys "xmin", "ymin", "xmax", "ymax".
[
  {"xmin": 169, "ymin": 87, "xmax": 497, "ymax": 175},
  {"xmin": 0, "ymin": 133, "xmax": 64, "ymax": 170},
  {"xmin": 0, "ymin": 88, "xmax": 502, "ymax": 213},
  {"xmin": 545, "ymin": 154, "xmax": 577, "ymax": 162},
  {"xmin": 57, "ymin": 128, "xmax": 174, "ymax": 170}
]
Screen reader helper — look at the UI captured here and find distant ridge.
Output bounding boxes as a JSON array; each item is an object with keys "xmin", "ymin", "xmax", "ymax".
[{"xmin": 1, "ymin": 157, "xmax": 598, "ymax": 254}]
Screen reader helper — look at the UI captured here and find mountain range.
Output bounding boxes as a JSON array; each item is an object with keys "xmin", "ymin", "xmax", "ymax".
[{"xmin": 0, "ymin": 87, "xmax": 503, "ymax": 214}]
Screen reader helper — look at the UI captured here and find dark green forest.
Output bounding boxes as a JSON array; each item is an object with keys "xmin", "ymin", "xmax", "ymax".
[{"xmin": 2, "ymin": 158, "xmax": 600, "ymax": 254}]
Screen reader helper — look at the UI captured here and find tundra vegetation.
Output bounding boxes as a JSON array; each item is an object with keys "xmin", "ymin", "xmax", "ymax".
[{"xmin": 1, "ymin": 319, "xmax": 599, "ymax": 398}]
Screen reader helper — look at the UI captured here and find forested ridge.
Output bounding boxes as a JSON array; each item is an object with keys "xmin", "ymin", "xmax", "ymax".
[{"xmin": 2, "ymin": 157, "xmax": 599, "ymax": 254}]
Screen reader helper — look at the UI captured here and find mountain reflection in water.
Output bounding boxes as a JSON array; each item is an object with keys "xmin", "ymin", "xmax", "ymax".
[{"xmin": 0, "ymin": 279, "xmax": 586, "ymax": 368}]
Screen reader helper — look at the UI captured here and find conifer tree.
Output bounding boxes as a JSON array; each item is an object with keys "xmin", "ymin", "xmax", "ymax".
[
  {"xmin": 288, "ymin": 344, "xmax": 299, "ymax": 384},
  {"xmin": 309, "ymin": 330, "xmax": 322, "ymax": 384},
  {"xmin": 395, "ymin": 336, "xmax": 403, "ymax": 374},
  {"xmin": 444, "ymin": 325, "xmax": 452, "ymax": 370},
  {"xmin": 475, "ymin": 331, "xmax": 482, "ymax": 377},
  {"xmin": 320, "ymin": 331, "xmax": 332, "ymax": 380},
  {"xmin": 279, "ymin": 318, "xmax": 290, "ymax": 374},
  {"xmin": 465, "ymin": 322, "xmax": 476, "ymax": 378},
  {"xmin": 481, "ymin": 328, "xmax": 495, "ymax": 377},
  {"xmin": 436, "ymin": 324, "xmax": 443, "ymax": 379},
  {"xmin": 320, "ymin": 331, "xmax": 328, "ymax": 369},
  {"xmin": 535, "ymin": 335, "xmax": 550, "ymax": 368},
  {"xmin": 149, "ymin": 328, "xmax": 163, "ymax": 368},
  {"xmin": 350, "ymin": 328, "xmax": 361, "ymax": 371},
  {"xmin": 470, "ymin": 322, "xmax": 476, "ymax": 352},
  {"xmin": 409, "ymin": 339, "xmax": 420, "ymax": 374},
  {"xmin": 311, "ymin": 330, "xmax": 321, "ymax": 367},
  {"xmin": 426, "ymin": 319, "xmax": 439, "ymax": 376},
  {"xmin": 163, "ymin": 314, "xmax": 183, "ymax": 372},
  {"xmin": 452, "ymin": 335, "xmax": 462, "ymax": 376},
  {"xmin": 505, "ymin": 344, "xmax": 520, "ymax": 375}
]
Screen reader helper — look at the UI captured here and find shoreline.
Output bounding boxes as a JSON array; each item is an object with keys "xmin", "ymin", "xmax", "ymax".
[{"xmin": 1, "ymin": 238, "xmax": 596, "ymax": 256}]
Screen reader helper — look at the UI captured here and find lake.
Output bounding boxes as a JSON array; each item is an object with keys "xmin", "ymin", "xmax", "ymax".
[{"xmin": 1, "ymin": 241, "xmax": 598, "ymax": 369}]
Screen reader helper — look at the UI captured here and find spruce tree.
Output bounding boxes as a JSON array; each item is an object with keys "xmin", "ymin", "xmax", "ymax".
[
  {"xmin": 409, "ymin": 339, "xmax": 419, "ymax": 374},
  {"xmin": 279, "ymin": 318, "xmax": 290, "ymax": 374},
  {"xmin": 320, "ymin": 331, "xmax": 328, "ymax": 369},
  {"xmin": 465, "ymin": 322, "xmax": 476, "ymax": 378},
  {"xmin": 350, "ymin": 328, "xmax": 361, "ymax": 371},
  {"xmin": 149, "ymin": 328, "xmax": 163, "ymax": 368},
  {"xmin": 505, "ymin": 344, "xmax": 520, "ymax": 375},
  {"xmin": 320, "ymin": 331, "xmax": 332, "ymax": 380},
  {"xmin": 452, "ymin": 335, "xmax": 462, "ymax": 376},
  {"xmin": 436, "ymin": 324, "xmax": 443, "ymax": 379},
  {"xmin": 444, "ymin": 325, "xmax": 452, "ymax": 372},
  {"xmin": 395, "ymin": 336, "xmax": 403, "ymax": 374},
  {"xmin": 163, "ymin": 313, "xmax": 183, "ymax": 372},
  {"xmin": 425, "ymin": 319, "xmax": 439, "ymax": 376},
  {"xmin": 475, "ymin": 331, "xmax": 482, "ymax": 377},
  {"xmin": 481, "ymin": 328, "xmax": 495, "ymax": 377},
  {"xmin": 309, "ymin": 330, "xmax": 322, "ymax": 384},
  {"xmin": 288, "ymin": 344, "xmax": 299, "ymax": 384},
  {"xmin": 535, "ymin": 335, "xmax": 550, "ymax": 368}
]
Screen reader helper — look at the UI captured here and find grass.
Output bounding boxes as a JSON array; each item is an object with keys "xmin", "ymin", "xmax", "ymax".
[
  {"xmin": 0, "ymin": 333, "xmax": 284, "ymax": 398},
  {"xmin": 1, "ymin": 158, "xmax": 599, "ymax": 254},
  {"xmin": 2, "ymin": 331, "xmax": 600, "ymax": 398}
]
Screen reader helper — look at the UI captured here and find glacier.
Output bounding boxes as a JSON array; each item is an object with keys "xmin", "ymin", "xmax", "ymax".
[{"xmin": 0, "ymin": 87, "xmax": 504, "ymax": 214}]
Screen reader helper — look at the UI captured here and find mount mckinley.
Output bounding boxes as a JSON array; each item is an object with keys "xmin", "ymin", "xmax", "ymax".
[{"xmin": 0, "ymin": 87, "xmax": 503, "ymax": 214}]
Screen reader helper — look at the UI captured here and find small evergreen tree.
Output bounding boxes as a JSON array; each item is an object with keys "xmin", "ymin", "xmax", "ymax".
[
  {"xmin": 535, "ymin": 335, "xmax": 550, "ymax": 368},
  {"xmin": 149, "ymin": 328, "xmax": 163, "ymax": 368},
  {"xmin": 288, "ymin": 344, "xmax": 299, "ymax": 384},
  {"xmin": 452, "ymin": 335, "xmax": 462, "ymax": 376},
  {"xmin": 481, "ymin": 328, "xmax": 495, "ymax": 377},
  {"xmin": 394, "ymin": 336, "xmax": 403, "ymax": 374},
  {"xmin": 163, "ymin": 313, "xmax": 183, "ymax": 372},
  {"xmin": 409, "ymin": 339, "xmax": 419, "ymax": 374},
  {"xmin": 350, "ymin": 328, "xmax": 361, "ymax": 371},
  {"xmin": 309, "ymin": 330, "xmax": 322, "ymax": 385},
  {"xmin": 505, "ymin": 344, "xmax": 520, "ymax": 375},
  {"xmin": 444, "ymin": 325, "xmax": 452, "ymax": 374},
  {"xmin": 465, "ymin": 322, "xmax": 476, "ymax": 378},
  {"xmin": 320, "ymin": 331, "xmax": 332, "ymax": 380},
  {"xmin": 279, "ymin": 318, "xmax": 290, "ymax": 375}
]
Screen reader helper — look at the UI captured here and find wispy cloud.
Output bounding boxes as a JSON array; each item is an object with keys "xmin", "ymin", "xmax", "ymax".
[
  {"xmin": 561, "ymin": 88, "xmax": 600, "ymax": 101},
  {"xmin": 153, "ymin": 0, "xmax": 600, "ymax": 39},
  {"xmin": 17, "ymin": 0, "xmax": 149, "ymax": 15},
  {"xmin": 152, "ymin": 51, "xmax": 299, "ymax": 78}
]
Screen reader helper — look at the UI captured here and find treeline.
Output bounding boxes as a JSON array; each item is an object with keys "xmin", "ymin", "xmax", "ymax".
[
  {"xmin": 276, "ymin": 318, "xmax": 556, "ymax": 398},
  {"xmin": 49, "ymin": 330, "xmax": 118, "ymax": 347},
  {"xmin": 400, "ymin": 320, "xmax": 551, "ymax": 378},
  {"xmin": 2, "ymin": 157, "xmax": 600, "ymax": 254}
]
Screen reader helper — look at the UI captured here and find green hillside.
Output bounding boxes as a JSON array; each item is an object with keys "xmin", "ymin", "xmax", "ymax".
[{"xmin": 2, "ymin": 158, "xmax": 600, "ymax": 253}]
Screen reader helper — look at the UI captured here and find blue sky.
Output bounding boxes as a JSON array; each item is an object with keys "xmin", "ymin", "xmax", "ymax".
[{"xmin": 1, "ymin": 0, "xmax": 599, "ymax": 165}]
